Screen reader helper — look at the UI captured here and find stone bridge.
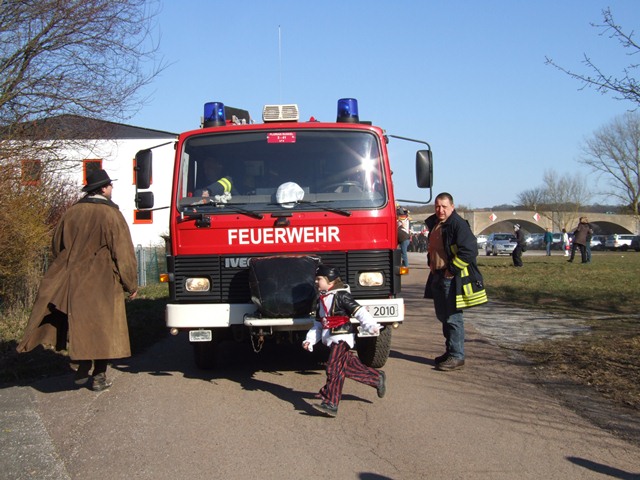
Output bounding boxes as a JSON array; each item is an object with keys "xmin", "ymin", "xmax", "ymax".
[{"xmin": 459, "ymin": 210, "xmax": 639, "ymax": 236}]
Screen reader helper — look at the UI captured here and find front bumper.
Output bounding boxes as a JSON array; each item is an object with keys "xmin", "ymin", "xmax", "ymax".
[{"xmin": 166, "ymin": 298, "xmax": 404, "ymax": 330}]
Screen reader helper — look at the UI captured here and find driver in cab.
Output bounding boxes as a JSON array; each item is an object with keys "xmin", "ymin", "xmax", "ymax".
[{"xmin": 194, "ymin": 161, "xmax": 232, "ymax": 198}]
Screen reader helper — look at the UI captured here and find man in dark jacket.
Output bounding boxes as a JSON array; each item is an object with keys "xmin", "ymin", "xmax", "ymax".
[
  {"xmin": 512, "ymin": 224, "xmax": 526, "ymax": 267},
  {"xmin": 424, "ymin": 192, "xmax": 486, "ymax": 371},
  {"xmin": 568, "ymin": 216, "xmax": 593, "ymax": 264}
]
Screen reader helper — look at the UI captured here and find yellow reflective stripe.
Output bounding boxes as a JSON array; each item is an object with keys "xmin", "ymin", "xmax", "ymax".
[
  {"xmin": 456, "ymin": 290, "xmax": 488, "ymax": 309},
  {"xmin": 449, "ymin": 245, "xmax": 470, "ymax": 270},
  {"xmin": 217, "ymin": 177, "xmax": 232, "ymax": 193},
  {"xmin": 452, "ymin": 256, "xmax": 469, "ymax": 270}
]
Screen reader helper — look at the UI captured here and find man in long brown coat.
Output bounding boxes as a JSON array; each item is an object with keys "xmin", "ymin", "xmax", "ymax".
[{"xmin": 17, "ymin": 169, "xmax": 138, "ymax": 391}]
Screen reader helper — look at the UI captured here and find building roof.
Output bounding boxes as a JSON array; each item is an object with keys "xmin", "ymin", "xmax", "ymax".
[
  {"xmin": 4, "ymin": 114, "xmax": 177, "ymax": 141},
  {"xmin": 3, "ymin": 105, "xmax": 251, "ymax": 141}
]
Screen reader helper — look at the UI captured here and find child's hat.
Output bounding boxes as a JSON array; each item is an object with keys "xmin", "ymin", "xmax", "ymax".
[{"xmin": 316, "ymin": 264, "xmax": 341, "ymax": 281}]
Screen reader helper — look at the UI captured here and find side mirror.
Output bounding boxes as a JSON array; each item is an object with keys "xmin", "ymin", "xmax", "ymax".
[
  {"xmin": 416, "ymin": 150, "xmax": 433, "ymax": 188},
  {"xmin": 135, "ymin": 149, "xmax": 152, "ymax": 189},
  {"xmin": 136, "ymin": 191, "xmax": 154, "ymax": 209}
]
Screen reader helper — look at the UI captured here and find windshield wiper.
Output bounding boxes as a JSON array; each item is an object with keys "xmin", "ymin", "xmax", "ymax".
[
  {"xmin": 180, "ymin": 199, "xmax": 264, "ymax": 219},
  {"xmin": 295, "ymin": 201, "xmax": 352, "ymax": 217}
]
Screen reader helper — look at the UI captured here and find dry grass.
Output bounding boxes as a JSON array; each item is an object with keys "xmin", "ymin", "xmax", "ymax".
[
  {"xmin": 480, "ymin": 251, "xmax": 640, "ymax": 412},
  {"xmin": 478, "ymin": 251, "xmax": 640, "ymax": 314}
]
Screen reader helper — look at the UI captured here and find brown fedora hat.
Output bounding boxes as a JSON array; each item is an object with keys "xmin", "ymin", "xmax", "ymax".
[{"xmin": 82, "ymin": 169, "xmax": 116, "ymax": 192}]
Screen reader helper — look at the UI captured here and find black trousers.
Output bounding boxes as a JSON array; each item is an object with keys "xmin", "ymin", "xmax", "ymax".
[
  {"xmin": 76, "ymin": 359, "xmax": 108, "ymax": 376},
  {"xmin": 512, "ymin": 244, "xmax": 524, "ymax": 266},
  {"xmin": 569, "ymin": 243, "xmax": 587, "ymax": 263}
]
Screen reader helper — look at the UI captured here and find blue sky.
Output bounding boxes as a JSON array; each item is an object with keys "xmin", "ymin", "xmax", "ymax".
[{"xmin": 129, "ymin": 0, "xmax": 640, "ymax": 209}]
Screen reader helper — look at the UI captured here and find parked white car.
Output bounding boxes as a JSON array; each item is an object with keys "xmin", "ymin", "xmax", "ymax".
[
  {"xmin": 476, "ymin": 234, "xmax": 488, "ymax": 250},
  {"xmin": 604, "ymin": 234, "xmax": 634, "ymax": 251},
  {"xmin": 485, "ymin": 233, "xmax": 517, "ymax": 256}
]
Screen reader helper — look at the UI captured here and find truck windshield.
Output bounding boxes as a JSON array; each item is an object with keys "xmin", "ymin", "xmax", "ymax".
[{"xmin": 176, "ymin": 129, "xmax": 386, "ymax": 212}]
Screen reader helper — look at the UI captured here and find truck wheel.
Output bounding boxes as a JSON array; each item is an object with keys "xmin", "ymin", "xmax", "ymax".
[
  {"xmin": 356, "ymin": 326, "xmax": 392, "ymax": 368},
  {"xmin": 192, "ymin": 340, "xmax": 217, "ymax": 370}
]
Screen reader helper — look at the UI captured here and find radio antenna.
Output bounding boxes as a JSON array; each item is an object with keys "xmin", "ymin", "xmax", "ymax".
[{"xmin": 278, "ymin": 25, "xmax": 283, "ymax": 103}]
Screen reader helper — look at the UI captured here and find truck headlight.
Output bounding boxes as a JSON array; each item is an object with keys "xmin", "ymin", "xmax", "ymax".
[
  {"xmin": 359, "ymin": 272, "xmax": 383, "ymax": 287},
  {"xmin": 185, "ymin": 277, "xmax": 210, "ymax": 292}
]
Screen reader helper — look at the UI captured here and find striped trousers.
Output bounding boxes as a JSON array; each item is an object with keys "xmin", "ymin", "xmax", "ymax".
[{"xmin": 319, "ymin": 340, "xmax": 381, "ymax": 406}]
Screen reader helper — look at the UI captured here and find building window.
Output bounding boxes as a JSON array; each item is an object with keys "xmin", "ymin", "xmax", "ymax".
[
  {"xmin": 21, "ymin": 159, "xmax": 42, "ymax": 186},
  {"xmin": 134, "ymin": 209, "xmax": 153, "ymax": 224},
  {"xmin": 83, "ymin": 159, "xmax": 102, "ymax": 185}
]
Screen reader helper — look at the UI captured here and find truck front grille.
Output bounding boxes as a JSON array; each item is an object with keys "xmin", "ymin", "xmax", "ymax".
[{"xmin": 171, "ymin": 250, "xmax": 396, "ymax": 303}]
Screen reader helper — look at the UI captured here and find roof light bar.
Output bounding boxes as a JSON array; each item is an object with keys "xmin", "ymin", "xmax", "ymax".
[
  {"xmin": 203, "ymin": 102, "xmax": 226, "ymax": 127},
  {"xmin": 336, "ymin": 98, "xmax": 359, "ymax": 123}
]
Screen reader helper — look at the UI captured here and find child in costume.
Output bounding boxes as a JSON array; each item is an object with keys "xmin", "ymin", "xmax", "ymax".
[{"xmin": 303, "ymin": 264, "xmax": 387, "ymax": 417}]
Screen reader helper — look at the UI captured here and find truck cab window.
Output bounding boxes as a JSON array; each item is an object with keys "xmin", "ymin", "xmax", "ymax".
[{"xmin": 177, "ymin": 130, "xmax": 386, "ymax": 211}]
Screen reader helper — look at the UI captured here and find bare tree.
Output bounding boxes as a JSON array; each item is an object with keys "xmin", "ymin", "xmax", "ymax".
[
  {"xmin": 0, "ymin": 0, "xmax": 163, "ymax": 127},
  {"xmin": 517, "ymin": 169, "xmax": 591, "ymax": 229},
  {"xmin": 545, "ymin": 8, "xmax": 640, "ymax": 107},
  {"xmin": 0, "ymin": 0, "xmax": 164, "ymax": 313},
  {"xmin": 580, "ymin": 112, "xmax": 640, "ymax": 215},
  {"xmin": 542, "ymin": 169, "xmax": 590, "ymax": 208},
  {"xmin": 516, "ymin": 187, "xmax": 546, "ymax": 211},
  {"xmin": 0, "ymin": 0, "xmax": 165, "ymax": 174}
]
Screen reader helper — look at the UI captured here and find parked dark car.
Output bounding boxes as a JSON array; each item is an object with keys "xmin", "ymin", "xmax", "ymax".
[
  {"xmin": 589, "ymin": 235, "xmax": 606, "ymax": 251},
  {"xmin": 631, "ymin": 235, "xmax": 640, "ymax": 252},
  {"xmin": 526, "ymin": 233, "xmax": 545, "ymax": 249},
  {"xmin": 551, "ymin": 232, "xmax": 571, "ymax": 250}
]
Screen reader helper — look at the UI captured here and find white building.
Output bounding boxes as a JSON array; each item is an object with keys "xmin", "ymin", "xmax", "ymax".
[{"xmin": 18, "ymin": 115, "xmax": 177, "ymax": 247}]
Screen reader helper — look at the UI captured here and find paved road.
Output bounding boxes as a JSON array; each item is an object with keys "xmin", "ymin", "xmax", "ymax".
[{"xmin": 1, "ymin": 253, "xmax": 639, "ymax": 479}]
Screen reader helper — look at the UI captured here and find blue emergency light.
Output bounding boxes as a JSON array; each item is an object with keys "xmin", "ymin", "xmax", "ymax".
[
  {"xmin": 336, "ymin": 98, "xmax": 359, "ymax": 123},
  {"xmin": 203, "ymin": 102, "xmax": 226, "ymax": 127}
]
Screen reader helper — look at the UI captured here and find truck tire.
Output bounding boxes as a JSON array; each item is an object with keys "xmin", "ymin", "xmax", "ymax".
[
  {"xmin": 192, "ymin": 340, "xmax": 218, "ymax": 370},
  {"xmin": 356, "ymin": 326, "xmax": 392, "ymax": 368}
]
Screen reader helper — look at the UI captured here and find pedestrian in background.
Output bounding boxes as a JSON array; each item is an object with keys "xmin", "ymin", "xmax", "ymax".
[
  {"xmin": 303, "ymin": 265, "xmax": 386, "ymax": 417},
  {"xmin": 17, "ymin": 170, "xmax": 138, "ymax": 391},
  {"xmin": 585, "ymin": 227, "xmax": 593, "ymax": 263},
  {"xmin": 562, "ymin": 228, "xmax": 570, "ymax": 257},
  {"xmin": 568, "ymin": 217, "xmax": 593, "ymax": 264},
  {"xmin": 397, "ymin": 207, "xmax": 411, "ymax": 267},
  {"xmin": 512, "ymin": 224, "xmax": 526, "ymax": 267},
  {"xmin": 543, "ymin": 227, "xmax": 553, "ymax": 256},
  {"xmin": 424, "ymin": 192, "xmax": 487, "ymax": 371}
]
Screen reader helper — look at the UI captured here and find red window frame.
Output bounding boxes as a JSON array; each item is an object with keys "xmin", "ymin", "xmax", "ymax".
[
  {"xmin": 21, "ymin": 159, "xmax": 42, "ymax": 186},
  {"xmin": 83, "ymin": 159, "xmax": 103, "ymax": 185},
  {"xmin": 133, "ymin": 209, "xmax": 153, "ymax": 224}
]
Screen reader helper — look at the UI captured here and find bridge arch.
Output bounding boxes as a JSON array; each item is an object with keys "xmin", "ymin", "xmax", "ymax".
[{"xmin": 462, "ymin": 210, "xmax": 638, "ymax": 236}]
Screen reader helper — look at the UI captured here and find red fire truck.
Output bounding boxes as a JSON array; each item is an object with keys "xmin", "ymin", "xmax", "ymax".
[{"xmin": 135, "ymin": 98, "xmax": 432, "ymax": 369}]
